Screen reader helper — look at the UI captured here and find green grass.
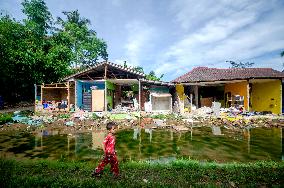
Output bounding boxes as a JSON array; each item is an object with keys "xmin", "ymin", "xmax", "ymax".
[
  {"xmin": 0, "ymin": 158, "xmax": 283, "ymax": 187},
  {"xmin": 0, "ymin": 113, "xmax": 13, "ymax": 125},
  {"xmin": 150, "ymin": 113, "xmax": 183, "ymax": 120},
  {"xmin": 57, "ymin": 113, "xmax": 71, "ymax": 119}
]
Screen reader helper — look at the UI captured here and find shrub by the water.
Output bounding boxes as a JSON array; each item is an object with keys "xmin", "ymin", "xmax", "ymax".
[{"xmin": 0, "ymin": 113, "xmax": 13, "ymax": 125}]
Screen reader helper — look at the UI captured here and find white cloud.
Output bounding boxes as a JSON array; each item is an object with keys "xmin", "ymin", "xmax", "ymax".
[
  {"xmin": 155, "ymin": 0, "xmax": 284, "ymax": 81},
  {"xmin": 124, "ymin": 21, "xmax": 155, "ymax": 66}
]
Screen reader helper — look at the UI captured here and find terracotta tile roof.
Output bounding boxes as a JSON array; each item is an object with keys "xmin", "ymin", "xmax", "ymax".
[{"xmin": 172, "ymin": 67, "xmax": 284, "ymax": 83}]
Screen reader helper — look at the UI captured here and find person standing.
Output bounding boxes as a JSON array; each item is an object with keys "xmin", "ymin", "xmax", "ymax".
[{"xmin": 92, "ymin": 122, "xmax": 119, "ymax": 178}]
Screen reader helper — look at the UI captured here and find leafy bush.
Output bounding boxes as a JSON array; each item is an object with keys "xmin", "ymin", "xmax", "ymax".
[
  {"xmin": 58, "ymin": 113, "xmax": 71, "ymax": 119},
  {"xmin": 151, "ymin": 113, "xmax": 183, "ymax": 120},
  {"xmin": 0, "ymin": 113, "xmax": 13, "ymax": 125},
  {"xmin": 92, "ymin": 113, "xmax": 100, "ymax": 120}
]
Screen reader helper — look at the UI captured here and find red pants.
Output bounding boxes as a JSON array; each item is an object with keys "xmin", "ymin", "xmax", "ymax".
[{"xmin": 95, "ymin": 154, "xmax": 119, "ymax": 176}]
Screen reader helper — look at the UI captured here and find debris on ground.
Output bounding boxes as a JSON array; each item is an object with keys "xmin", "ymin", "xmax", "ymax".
[{"xmin": 0, "ymin": 107, "xmax": 284, "ymax": 132}]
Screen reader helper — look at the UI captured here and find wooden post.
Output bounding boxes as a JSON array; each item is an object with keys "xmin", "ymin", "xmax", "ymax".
[
  {"xmin": 105, "ymin": 80, "xmax": 107, "ymax": 112},
  {"xmin": 138, "ymin": 79, "xmax": 141, "ymax": 111},
  {"xmin": 104, "ymin": 64, "xmax": 108, "ymax": 112},
  {"xmin": 67, "ymin": 81, "xmax": 70, "ymax": 111},
  {"xmin": 280, "ymin": 79, "xmax": 282, "ymax": 114},
  {"xmin": 194, "ymin": 85, "xmax": 198, "ymax": 108},
  {"xmin": 170, "ymin": 96, "xmax": 172, "ymax": 113},
  {"xmin": 247, "ymin": 81, "xmax": 250, "ymax": 112},
  {"xmin": 34, "ymin": 84, "xmax": 37, "ymax": 112},
  {"xmin": 190, "ymin": 93, "xmax": 193, "ymax": 111},
  {"xmin": 104, "ymin": 64, "xmax": 108, "ymax": 79},
  {"xmin": 41, "ymin": 84, "xmax": 43, "ymax": 110},
  {"xmin": 74, "ymin": 81, "xmax": 77, "ymax": 110}
]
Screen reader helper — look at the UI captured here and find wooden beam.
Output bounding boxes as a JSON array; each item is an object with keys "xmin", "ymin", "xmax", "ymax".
[
  {"xmin": 75, "ymin": 81, "xmax": 77, "ymax": 110},
  {"xmin": 67, "ymin": 81, "xmax": 70, "ymax": 110},
  {"xmin": 194, "ymin": 85, "xmax": 198, "ymax": 108},
  {"xmin": 105, "ymin": 80, "xmax": 107, "ymax": 112},
  {"xmin": 42, "ymin": 87, "xmax": 69, "ymax": 89},
  {"xmin": 280, "ymin": 79, "xmax": 283, "ymax": 114},
  {"xmin": 34, "ymin": 84, "xmax": 37, "ymax": 112},
  {"xmin": 104, "ymin": 64, "xmax": 108, "ymax": 79},
  {"xmin": 247, "ymin": 81, "xmax": 250, "ymax": 112},
  {"xmin": 139, "ymin": 79, "xmax": 141, "ymax": 111},
  {"xmin": 86, "ymin": 74, "xmax": 94, "ymax": 81},
  {"xmin": 41, "ymin": 84, "xmax": 43, "ymax": 105}
]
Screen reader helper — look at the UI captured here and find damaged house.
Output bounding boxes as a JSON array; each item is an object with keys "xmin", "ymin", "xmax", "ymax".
[
  {"xmin": 172, "ymin": 67, "xmax": 284, "ymax": 114},
  {"xmin": 35, "ymin": 62, "xmax": 173, "ymax": 113}
]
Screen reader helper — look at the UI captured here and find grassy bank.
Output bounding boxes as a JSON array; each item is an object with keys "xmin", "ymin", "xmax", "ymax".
[{"xmin": 0, "ymin": 158, "xmax": 283, "ymax": 187}]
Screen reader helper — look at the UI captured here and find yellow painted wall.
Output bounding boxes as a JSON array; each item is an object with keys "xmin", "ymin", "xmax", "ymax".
[
  {"xmin": 251, "ymin": 80, "xmax": 281, "ymax": 114},
  {"xmin": 224, "ymin": 81, "xmax": 248, "ymax": 110},
  {"xmin": 176, "ymin": 84, "xmax": 185, "ymax": 100}
]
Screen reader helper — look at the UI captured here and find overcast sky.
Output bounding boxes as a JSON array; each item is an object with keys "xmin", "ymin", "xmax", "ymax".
[{"xmin": 1, "ymin": 0, "xmax": 284, "ymax": 81}]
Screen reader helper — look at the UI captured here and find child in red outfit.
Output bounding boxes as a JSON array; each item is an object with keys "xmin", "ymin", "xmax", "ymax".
[{"xmin": 92, "ymin": 122, "xmax": 119, "ymax": 178}]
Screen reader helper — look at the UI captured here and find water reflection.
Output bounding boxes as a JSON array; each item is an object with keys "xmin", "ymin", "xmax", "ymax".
[
  {"xmin": 0, "ymin": 126, "xmax": 282, "ymax": 162},
  {"xmin": 280, "ymin": 127, "xmax": 284, "ymax": 161},
  {"xmin": 243, "ymin": 128, "xmax": 250, "ymax": 154},
  {"xmin": 144, "ymin": 128, "xmax": 152, "ymax": 143},
  {"xmin": 211, "ymin": 126, "xmax": 223, "ymax": 136},
  {"xmin": 92, "ymin": 130, "xmax": 105, "ymax": 150},
  {"xmin": 133, "ymin": 128, "xmax": 141, "ymax": 140}
]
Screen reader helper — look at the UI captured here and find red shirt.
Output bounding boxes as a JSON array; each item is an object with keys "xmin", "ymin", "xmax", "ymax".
[{"xmin": 103, "ymin": 134, "xmax": 116, "ymax": 155}]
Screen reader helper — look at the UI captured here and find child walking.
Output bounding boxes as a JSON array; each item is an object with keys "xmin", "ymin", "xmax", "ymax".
[{"xmin": 92, "ymin": 122, "xmax": 119, "ymax": 178}]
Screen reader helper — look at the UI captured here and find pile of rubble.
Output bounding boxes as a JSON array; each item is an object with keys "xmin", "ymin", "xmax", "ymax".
[{"xmin": 1, "ymin": 107, "xmax": 284, "ymax": 132}]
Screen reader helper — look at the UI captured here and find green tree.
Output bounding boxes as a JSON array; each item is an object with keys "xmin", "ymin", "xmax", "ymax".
[
  {"xmin": 22, "ymin": 0, "xmax": 52, "ymax": 36},
  {"xmin": 56, "ymin": 10, "xmax": 108, "ymax": 69},
  {"xmin": 133, "ymin": 66, "xmax": 144, "ymax": 74},
  {"xmin": 122, "ymin": 62, "xmax": 163, "ymax": 81},
  {"xmin": 226, "ymin": 60, "xmax": 254, "ymax": 68},
  {"xmin": 0, "ymin": 15, "xmax": 37, "ymax": 102},
  {"xmin": 281, "ymin": 51, "xmax": 284, "ymax": 57},
  {"xmin": 0, "ymin": 0, "xmax": 108, "ymax": 104},
  {"xmin": 146, "ymin": 71, "xmax": 164, "ymax": 81}
]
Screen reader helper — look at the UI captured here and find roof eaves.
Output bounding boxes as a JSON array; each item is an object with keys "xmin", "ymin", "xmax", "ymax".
[{"xmin": 61, "ymin": 61, "xmax": 146, "ymax": 81}]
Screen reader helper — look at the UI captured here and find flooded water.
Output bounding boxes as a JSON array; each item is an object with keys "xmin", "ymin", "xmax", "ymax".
[{"xmin": 0, "ymin": 127, "xmax": 283, "ymax": 162}]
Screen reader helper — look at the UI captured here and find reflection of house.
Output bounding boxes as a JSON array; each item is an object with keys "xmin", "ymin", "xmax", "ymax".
[
  {"xmin": 92, "ymin": 130, "xmax": 106, "ymax": 150},
  {"xmin": 172, "ymin": 67, "xmax": 284, "ymax": 114},
  {"xmin": 35, "ymin": 61, "xmax": 173, "ymax": 112}
]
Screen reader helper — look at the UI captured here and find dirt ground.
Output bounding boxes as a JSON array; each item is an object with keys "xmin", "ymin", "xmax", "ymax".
[{"xmin": 0, "ymin": 106, "xmax": 34, "ymax": 113}]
